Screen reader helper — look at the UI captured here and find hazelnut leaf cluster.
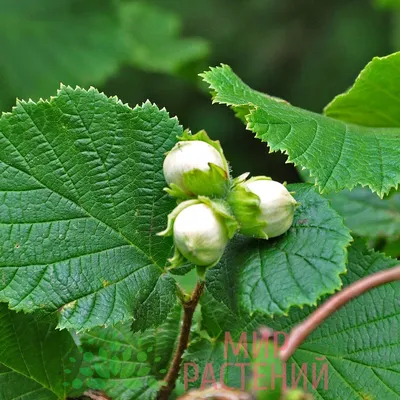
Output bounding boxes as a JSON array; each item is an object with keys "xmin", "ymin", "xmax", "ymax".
[{"xmin": 159, "ymin": 132, "xmax": 298, "ymax": 272}]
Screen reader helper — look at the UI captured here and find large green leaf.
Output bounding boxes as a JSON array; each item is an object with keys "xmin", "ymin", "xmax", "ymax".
[
  {"xmin": 325, "ymin": 53, "xmax": 400, "ymax": 127},
  {"xmin": 269, "ymin": 239, "xmax": 400, "ymax": 399},
  {"xmin": 199, "ymin": 240, "xmax": 400, "ymax": 398},
  {"xmin": 0, "ymin": 304, "xmax": 80, "ymax": 400},
  {"xmin": 0, "ymin": 86, "xmax": 180, "ymax": 331},
  {"xmin": 0, "ymin": 0, "xmax": 208, "ymax": 111},
  {"xmin": 201, "ymin": 62, "xmax": 400, "ymax": 197},
  {"xmin": 205, "ymin": 184, "xmax": 351, "ymax": 318},
  {"xmin": 327, "ymin": 187, "xmax": 400, "ymax": 239},
  {"xmin": 75, "ymin": 304, "xmax": 182, "ymax": 400}
]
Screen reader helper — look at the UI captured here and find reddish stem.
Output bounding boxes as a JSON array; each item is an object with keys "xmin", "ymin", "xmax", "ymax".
[
  {"xmin": 157, "ymin": 281, "xmax": 205, "ymax": 400},
  {"xmin": 280, "ymin": 265, "xmax": 400, "ymax": 361}
]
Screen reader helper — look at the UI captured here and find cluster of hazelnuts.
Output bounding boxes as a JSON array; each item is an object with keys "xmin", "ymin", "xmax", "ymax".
[{"xmin": 158, "ymin": 131, "xmax": 298, "ymax": 271}]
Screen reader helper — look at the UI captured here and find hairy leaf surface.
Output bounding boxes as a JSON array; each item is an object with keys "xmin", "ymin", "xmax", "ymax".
[
  {"xmin": 0, "ymin": 86, "xmax": 179, "ymax": 330},
  {"xmin": 199, "ymin": 240, "xmax": 400, "ymax": 398},
  {"xmin": 270, "ymin": 240, "xmax": 400, "ymax": 399},
  {"xmin": 202, "ymin": 62, "xmax": 400, "ymax": 196},
  {"xmin": 206, "ymin": 184, "xmax": 352, "ymax": 318},
  {"xmin": 76, "ymin": 304, "xmax": 182, "ymax": 400}
]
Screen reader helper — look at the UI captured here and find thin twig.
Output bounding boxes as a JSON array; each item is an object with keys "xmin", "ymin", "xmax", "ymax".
[
  {"xmin": 67, "ymin": 390, "xmax": 112, "ymax": 400},
  {"xmin": 158, "ymin": 280, "xmax": 205, "ymax": 400},
  {"xmin": 280, "ymin": 265, "xmax": 400, "ymax": 361},
  {"xmin": 83, "ymin": 391, "xmax": 112, "ymax": 400}
]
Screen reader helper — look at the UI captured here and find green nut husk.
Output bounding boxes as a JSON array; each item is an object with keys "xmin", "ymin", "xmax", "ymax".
[
  {"xmin": 163, "ymin": 130, "xmax": 230, "ymax": 199},
  {"xmin": 227, "ymin": 175, "xmax": 271, "ymax": 239},
  {"xmin": 228, "ymin": 176, "xmax": 298, "ymax": 239},
  {"xmin": 158, "ymin": 197, "xmax": 238, "ymax": 270}
]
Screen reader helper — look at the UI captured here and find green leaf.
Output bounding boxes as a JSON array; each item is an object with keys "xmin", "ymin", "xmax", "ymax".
[
  {"xmin": 200, "ymin": 240, "xmax": 400, "ymax": 398},
  {"xmin": 183, "ymin": 307, "xmax": 283, "ymax": 398},
  {"xmin": 76, "ymin": 304, "xmax": 182, "ymax": 400},
  {"xmin": 0, "ymin": 86, "xmax": 180, "ymax": 331},
  {"xmin": 205, "ymin": 184, "xmax": 352, "ymax": 318},
  {"xmin": 0, "ymin": 0, "xmax": 208, "ymax": 111},
  {"xmin": 0, "ymin": 304, "xmax": 80, "ymax": 399},
  {"xmin": 270, "ymin": 239, "xmax": 400, "ymax": 399},
  {"xmin": 121, "ymin": 2, "xmax": 209, "ymax": 74},
  {"xmin": 200, "ymin": 289, "xmax": 270, "ymax": 341},
  {"xmin": 325, "ymin": 53, "xmax": 400, "ymax": 127},
  {"xmin": 201, "ymin": 63, "xmax": 400, "ymax": 197},
  {"xmin": 181, "ymin": 337, "xmax": 250, "ymax": 391},
  {"xmin": 327, "ymin": 187, "xmax": 400, "ymax": 239}
]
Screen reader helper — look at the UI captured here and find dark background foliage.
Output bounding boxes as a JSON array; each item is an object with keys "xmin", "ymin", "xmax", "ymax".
[
  {"xmin": 104, "ymin": 0, "xmax": 394, "ymax": 182},
  {"xmin": 0, "ymin": 0, "xmax": 396, "ymax": 182}
]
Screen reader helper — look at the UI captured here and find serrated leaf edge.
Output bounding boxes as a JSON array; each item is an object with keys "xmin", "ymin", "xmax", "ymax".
[{"xmin": 201, "ymin": 65, "xmax": 399, "ymax": 198}]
